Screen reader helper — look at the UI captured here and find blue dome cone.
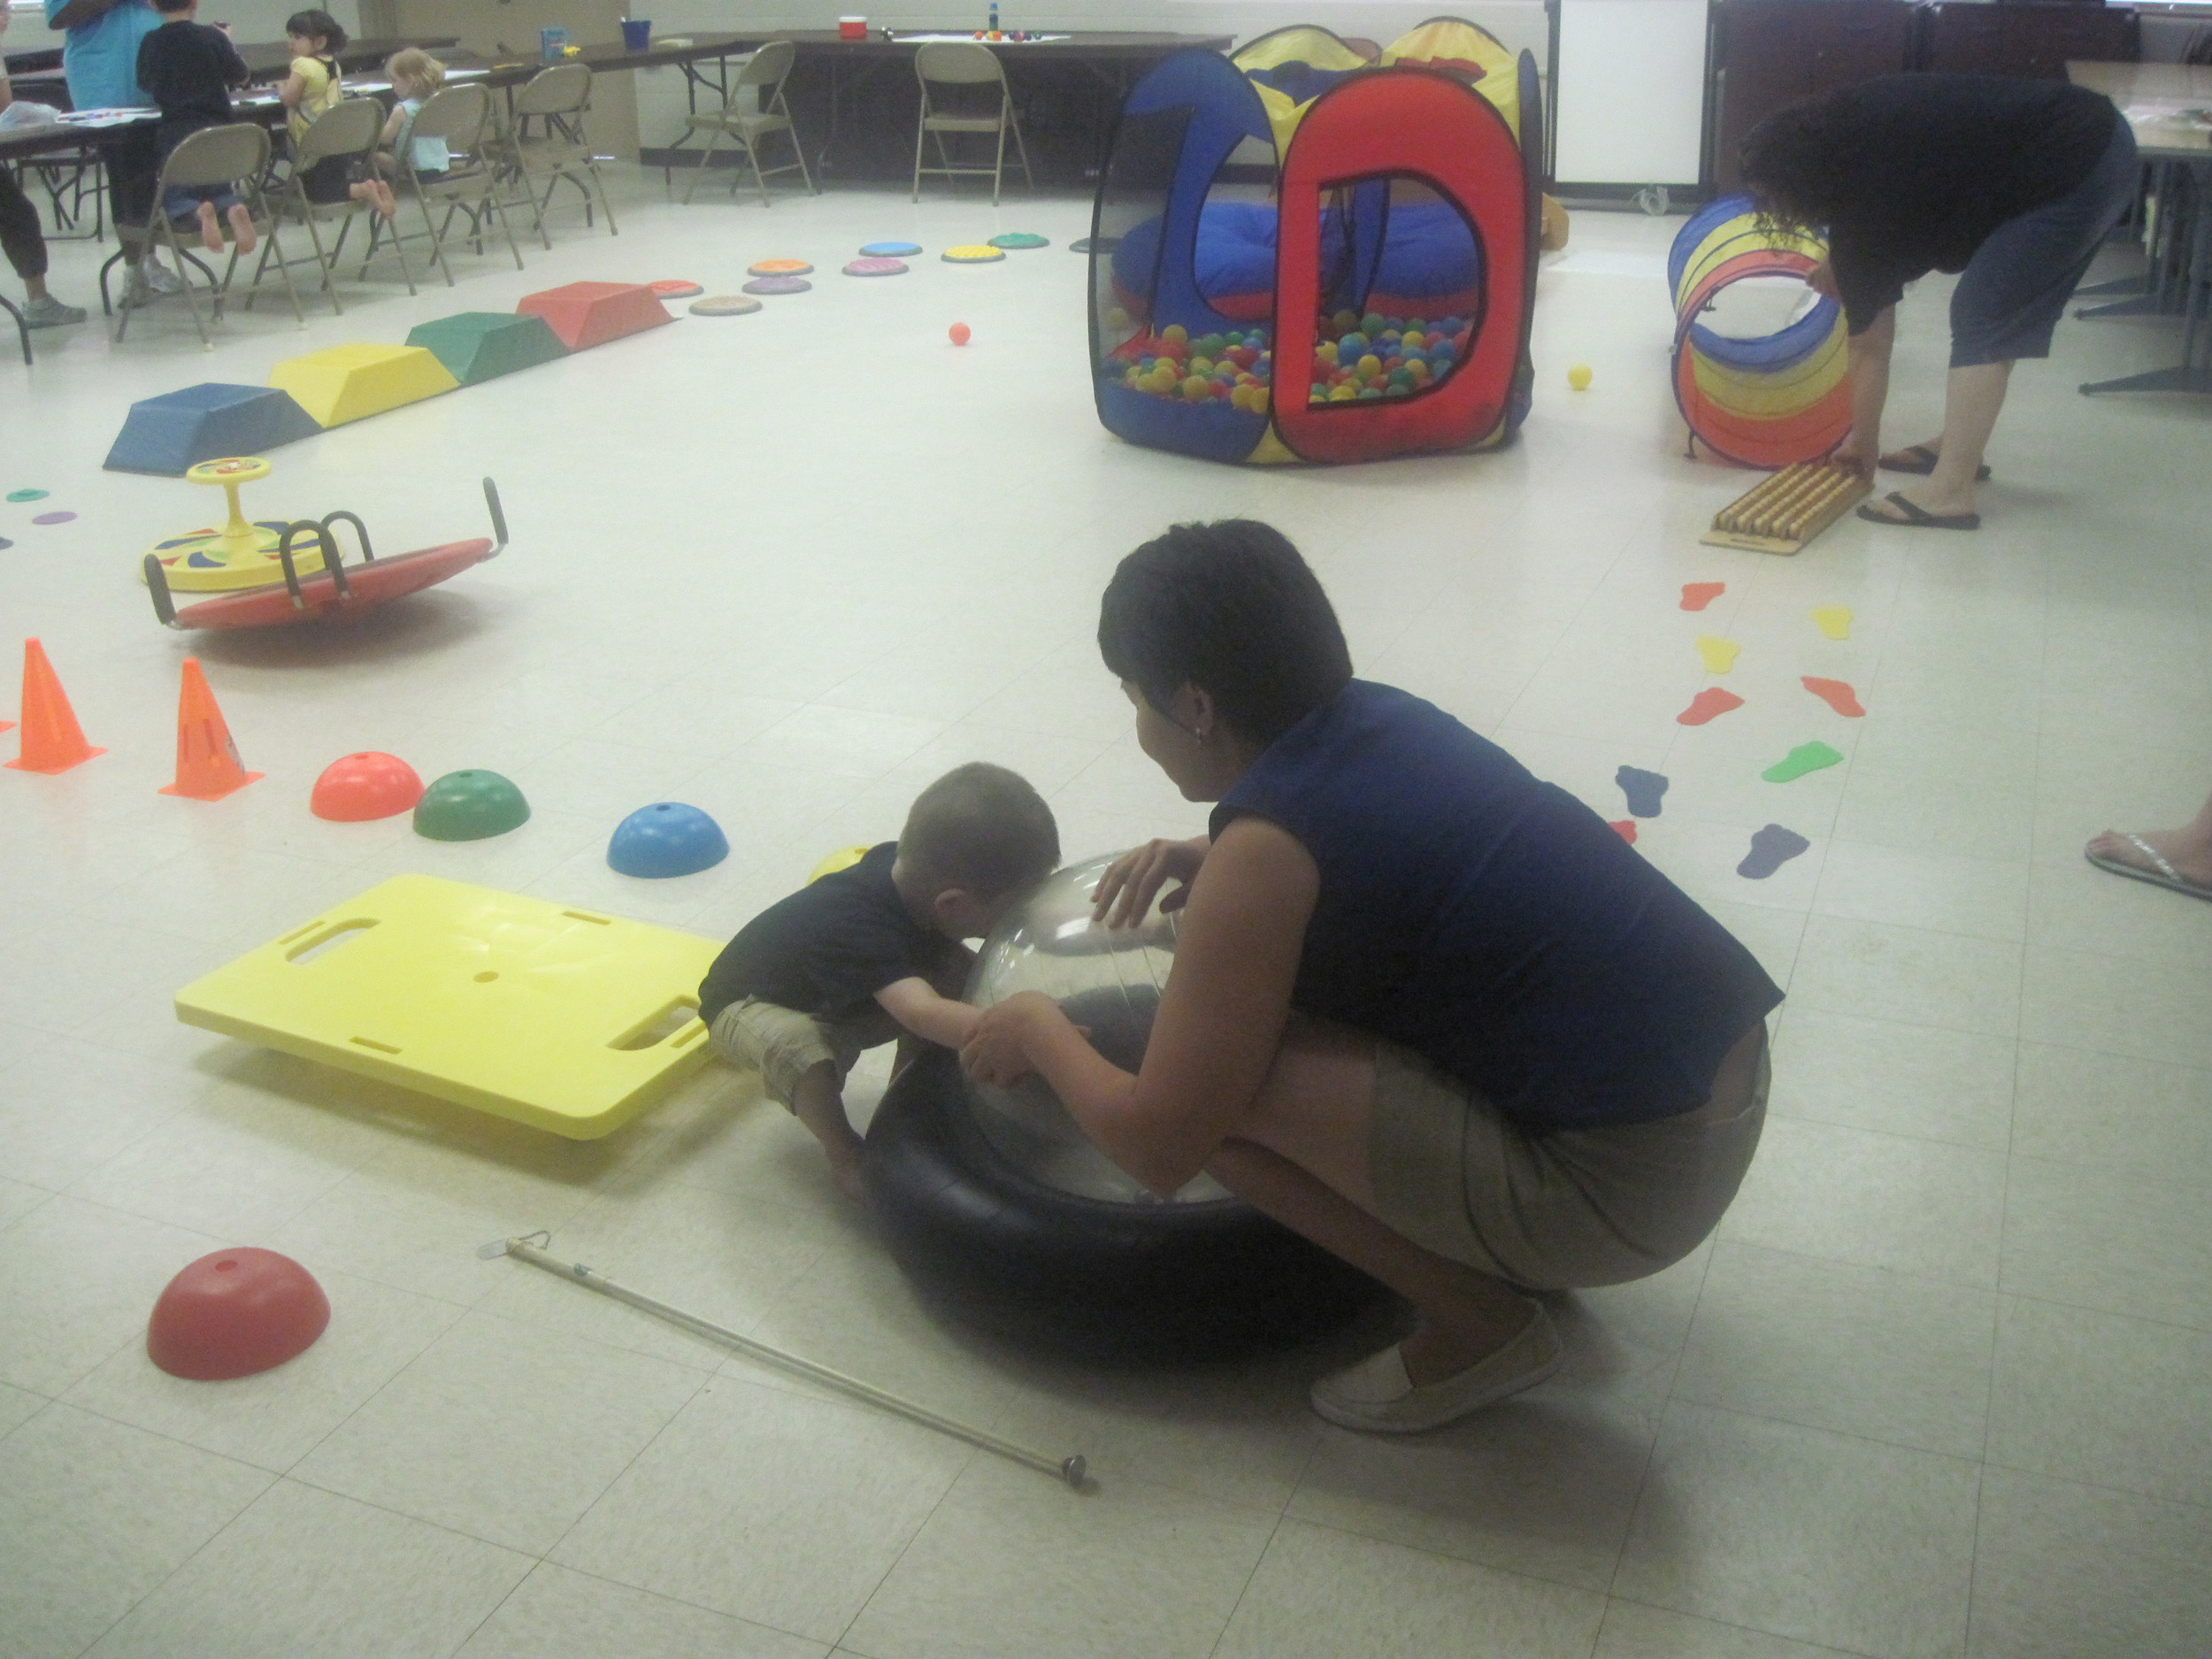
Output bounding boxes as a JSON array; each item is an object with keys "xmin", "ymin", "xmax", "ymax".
[{"xmin": 608, "ymin": 802, "xmax": 730, "ymax": 878}]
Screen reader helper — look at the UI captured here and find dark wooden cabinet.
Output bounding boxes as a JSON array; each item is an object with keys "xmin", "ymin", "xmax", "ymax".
[
  {"xmin": 1921, "ymin": 2, "xmax": 2140, "ymax": 77},
  {"xmin": 1712, "ymin": 1, "xmax": 1918, "ymax": 192}
]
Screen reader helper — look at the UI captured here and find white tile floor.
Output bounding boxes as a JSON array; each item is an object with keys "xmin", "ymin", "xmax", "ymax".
[{"xmin": 4, "ymin": 165, "xmax": 2210, "ymax": 1659}]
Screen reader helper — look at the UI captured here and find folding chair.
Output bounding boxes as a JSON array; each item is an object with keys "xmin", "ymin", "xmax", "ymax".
[
  {"xmin": 678, "ymin": 41, "xmax": 814, "ymax": 207},
  {"xmin": 487, "ymin": 63, "xmax": 618, "ymax": 248},
  {"xmin": 106, "ymin": 123, "xmax": 303, "ymax": 348},
  {"xmin": 911, "ymin": 42, "xmax": 1032, "ymax": 207},
  {"xmin": 2, "ymin": 296, "xmax": 28, "ymax": 365},
  {"xmin": 251, "ymin": 97, "xmax": 403, "ymax": 313},
  {"xmin": 358, "ymin": 82, "xmax": 526, "ymax": 287}
]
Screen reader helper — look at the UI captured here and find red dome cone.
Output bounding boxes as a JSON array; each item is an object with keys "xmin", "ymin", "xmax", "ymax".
[
  {"xmin": 311, "ymin": 751, "xmax": 425, "ymax": 820},
  {"xmin": 147, "ymin": 1248, "xmax": 330, "ymax": 1380}
]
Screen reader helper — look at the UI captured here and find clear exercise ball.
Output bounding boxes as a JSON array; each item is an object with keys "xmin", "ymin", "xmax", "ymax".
[{"xmin": 964, "ymin": 851, "xmax": 1228, "ymax": 1204}]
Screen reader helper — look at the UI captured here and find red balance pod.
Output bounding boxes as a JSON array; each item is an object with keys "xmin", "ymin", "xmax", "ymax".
[{"xmin": 147, "ymin": 1248, "xmax": 331, "ymax": 1380}]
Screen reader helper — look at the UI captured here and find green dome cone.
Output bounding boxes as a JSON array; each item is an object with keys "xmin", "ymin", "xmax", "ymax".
[{"xmin": 413, "ymin": 770, "xmax": 530, "ymax": 841}]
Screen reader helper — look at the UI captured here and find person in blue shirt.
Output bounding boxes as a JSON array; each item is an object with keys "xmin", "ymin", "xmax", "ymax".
[
  {"xmin": 43, "ymin": 0, "xmax": 172, "ymax": 288},
  {"xmin": 963, "ymin": 520, "xmax": 1781, "ymax": 1433}
]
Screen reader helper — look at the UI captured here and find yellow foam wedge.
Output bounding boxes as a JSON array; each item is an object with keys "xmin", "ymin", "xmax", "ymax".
[{"xmin": 267, "ymin": 344, "xmax": 459, "ymax": 428}]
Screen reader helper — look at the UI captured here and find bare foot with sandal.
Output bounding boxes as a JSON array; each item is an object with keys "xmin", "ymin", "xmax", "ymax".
[{"xmin": 2085, "ymin": 792, "xmax": 2212, "ymax": 901}]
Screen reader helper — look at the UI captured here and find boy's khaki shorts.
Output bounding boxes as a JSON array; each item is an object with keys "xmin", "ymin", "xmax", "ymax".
[
  {"xmin": 709, "ymin": 996, "xmax": 902, "ymax": 1109},
  {"xmin": 1369, "ymin": 1024, "xmax": 1770, "ymax": 1291}
]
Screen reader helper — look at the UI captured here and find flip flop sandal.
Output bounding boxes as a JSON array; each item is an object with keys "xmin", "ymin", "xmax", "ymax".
[
  {"xmin": 2085, "ymin": 835, "xmax": 2212, "ymax": 902},
  {"xmin": 1856, "ymin": 491, "xmax": 1979, "ymax": 531},
  {"xmin": 1880, "ymin": 443, "xmax": 1991, "ymax": 481}
]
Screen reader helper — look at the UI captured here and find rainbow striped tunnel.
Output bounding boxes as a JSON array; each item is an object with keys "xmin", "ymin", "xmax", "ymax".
[{"xmin": 1669, "ymin": 196, "xmax": 1852, "ymax": 470}]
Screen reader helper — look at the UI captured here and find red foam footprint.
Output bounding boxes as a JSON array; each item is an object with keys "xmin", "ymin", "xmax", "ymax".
[
  {"xmin": 1679, "ymin": 582, "xmax": 1725, "ymax": 611},
  {"xmin": 1801, "ymin": 676, "xmax": 1865, "ymax": 717},
  {"xmin": 1677, "ymin": 687, "xmax": 1746, "ymax": 726},
  {"xmin": 1609, "ymin": 819, "xmax": 1639, "ymax": 844}
]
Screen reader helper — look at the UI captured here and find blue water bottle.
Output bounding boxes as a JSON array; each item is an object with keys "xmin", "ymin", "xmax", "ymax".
[{"xmin": 987, "ymin": 4, "xmax": 999, "ymax": 32}]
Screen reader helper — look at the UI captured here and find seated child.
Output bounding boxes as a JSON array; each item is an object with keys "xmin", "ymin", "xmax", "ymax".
[
  {"xmin": 698, "ymin": 763, "xmax": 1060, "ymax": 1199},
  {"xmin": 280, "ymin": 9, "xmax": 393, "ymax": 218},
  {"xmin": 375, "ymin": 49, "xmax": 449, "ymax": 188},
  {"xmin": 134, "ymin": 0, "xmax": 255, "ymax": 255}
]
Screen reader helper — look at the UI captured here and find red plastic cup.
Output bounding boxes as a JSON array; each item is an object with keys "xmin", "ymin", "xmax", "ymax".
[
  {"xmin": 147, "ymin": 1248, "xmax": 331, "ymax": 1380},
  {"xmin": 838, "ymin": 15, "xmax": 866, "ymax": 39}
]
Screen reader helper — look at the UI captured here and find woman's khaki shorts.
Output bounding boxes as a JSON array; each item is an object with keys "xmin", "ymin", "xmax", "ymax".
[
  {"xmin": 709, "ymin": 996, "xmax": 902, "ymax": 1109},
  {"xmin": 1369, "ymin": 1026, "xmax": 1770, "ymax": 1290}
]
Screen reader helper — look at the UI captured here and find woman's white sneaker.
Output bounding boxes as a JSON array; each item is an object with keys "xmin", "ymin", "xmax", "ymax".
[{"xmin": 1310, "ymin": 1300, "xmax": 1563, "ymax": 1432}]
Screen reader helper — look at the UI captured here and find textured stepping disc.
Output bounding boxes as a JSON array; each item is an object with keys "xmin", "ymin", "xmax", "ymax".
[
  {"xmin": 860, "ymin": 241, "xmax": 922, "ymax": 257},
  {"xmin": 689, "ymin": 294, "xmax": 763, "ymax": 315},
  {"xmin": 987, "ymin": 232, "xmax": 1048, "ymax": 250},
  {"xmin": 941, "ymin": 244, "xmax": 1005, "ymax": 263},
  {"xmin": 747, "ymin": 258, "xmax": 813, "ymax": 276},
  {"xmin": 842, "ymin": 257, "xmax": 909, "ymax": 277},
  {"xmin": 649, "ymin": 279, "xmax": 704, "ymax": 298},
  {"xmin": 741, "ymin": 276, "xmax": 811, "ymax": 296}
]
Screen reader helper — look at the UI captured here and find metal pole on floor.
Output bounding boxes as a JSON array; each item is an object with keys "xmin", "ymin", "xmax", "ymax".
[{"xmin": 481, "ymin": 1233, "xmax": 1088, "ymax": 1491}]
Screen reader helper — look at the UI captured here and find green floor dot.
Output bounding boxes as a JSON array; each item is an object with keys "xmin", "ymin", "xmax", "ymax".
[
  {"xmin": 1762, "ymin": 741, "xmax": 1844, "ymax": 783},
  {"xmin": 7, "ymin": 489, "xmax": 50, "ymax": 503}
]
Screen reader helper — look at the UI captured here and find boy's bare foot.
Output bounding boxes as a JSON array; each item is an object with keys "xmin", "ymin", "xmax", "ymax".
[
  {"xmin": 2085, "ymin": 825, "xmax": 2212, "ymax": 894},
  {"xmin": 195, "ymin": 200, "xmax": 225, "ymax": 253},
  {"xmin": 226, "ymin": 203, "xmax": 257, "ymax": 257},
  {"xmin": 373, "ymin": 180, "xmax": 397, "ymax": 219}
]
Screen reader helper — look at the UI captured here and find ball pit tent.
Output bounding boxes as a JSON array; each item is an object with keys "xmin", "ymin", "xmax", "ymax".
[
  {"xmin": 1670, "ymin": 195, "xmax": 1853, "ymax": 470},
  {"xmin": 1090, "ymin": 18, "xmax": 1541, "ymax": 465}
]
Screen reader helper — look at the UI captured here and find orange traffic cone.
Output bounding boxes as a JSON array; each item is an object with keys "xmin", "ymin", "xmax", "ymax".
[
  {"xmin": 5, "ymin": 638, "xmax": 104, "ymax": 773},
  {"xmin": 159, "ymin": 657, "xmax": 261, "ymax": 801}
]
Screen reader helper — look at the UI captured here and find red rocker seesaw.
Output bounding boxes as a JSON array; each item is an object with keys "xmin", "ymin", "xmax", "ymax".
[{"xmin": 142, "ymin": 456, "xmax": 508, "ymax": 631}]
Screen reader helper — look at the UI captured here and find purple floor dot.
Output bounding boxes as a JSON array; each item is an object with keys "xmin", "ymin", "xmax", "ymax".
[
  {"xmin": 0, "ymin": 536, "xmax": 13, "ymax": 550},
  {"xmin": 741, "ymin": 275, "xmax": 811, "ymax": 296},
  {"xmin": 31, "ymin": 511, "xmax": 75, "ymax": 526}
]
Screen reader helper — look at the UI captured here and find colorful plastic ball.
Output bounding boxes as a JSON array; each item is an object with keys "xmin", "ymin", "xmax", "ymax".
[
  {"xmin": 1357, "ymin": 386, "xmax": 1382, "ymax": 399},
  {"xmin": 1328, "ymin": 384, "xmax": 1356, "ymax": 402},
  {"xmin": 608, "ymin": 802, "xmax": 730, "ymax": 879},
  {"xmin": 1356, "ymin": 354, "xmax": 1381, "ymax": 377},
  {"xmin": 949, "ymin": 322, "xmax": 971, "ymax": 345},
  {"xmin": 1569, "ymin": 364, "xmax": 1594, "ymax": 390},
  {"xmin": 414, "ymin": 770, "xmax": 529, "ymax": 841},
  {"xmin": 1340, "ymin": 331, "xmax": 1369, "ymax": 355},
  {"xmin": 1162, "ymin": 323, "xmax": 1187, "ymax": 344},
  {"xmin": 147, "ymin": 1248, "xmax": 330, "ymax": 1380},
  {"xmin": 311, "ymin": 751, "xmax": 423, "ymax": 821},
  {"xmin": 1181, "ymin": 376, "xmax": 1210, "ymax": 402},
  {"xmin": 1106, "ymin": 306, "xmax": 1129, "ymax": 328}
]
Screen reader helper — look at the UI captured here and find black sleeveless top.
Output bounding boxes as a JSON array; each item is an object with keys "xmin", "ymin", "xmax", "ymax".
[{"xmin": 1210, "ymin": 681, "xmax": 1781, "ymax": 1132}]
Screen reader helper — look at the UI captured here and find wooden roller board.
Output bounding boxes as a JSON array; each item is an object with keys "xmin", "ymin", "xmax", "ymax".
[{"xmin": 1701, "ymin": 463, "xmax": 1871, "ymax": 555}]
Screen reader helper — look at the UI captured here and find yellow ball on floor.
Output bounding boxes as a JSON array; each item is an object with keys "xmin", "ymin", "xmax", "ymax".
[{"xmin": 1568, "ymin": 364, "xmax": 1593, "ymax": 391}]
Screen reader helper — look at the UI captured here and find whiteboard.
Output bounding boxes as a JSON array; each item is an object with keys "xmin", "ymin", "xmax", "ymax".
[{"xmin": 1552, "ymin": 0, "xmax": 1708, "ymax": 187}]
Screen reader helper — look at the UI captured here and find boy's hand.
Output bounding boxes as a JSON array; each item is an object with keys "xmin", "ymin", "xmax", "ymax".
[
  {"xmin": 959, "ymin": 991, "xmax": 1055, "ymax": 1088},
  {"xmin": 1091, "ymin": 836, "xmax": 1206, "ymax": 930}
]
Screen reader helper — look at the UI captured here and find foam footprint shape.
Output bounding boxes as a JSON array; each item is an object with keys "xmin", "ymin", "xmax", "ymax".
[
  {"xmin": 1801, "ymin": 676, "xmax": 1865, "ymax": 717},
  {"xmin": 1762, "ymin": 741, "xmax": 1844, "ymax": 783},
  {"xmin": 1609, "ymin": 819, "xmax": 1639, "ymax": 844},
  {"xmin": 1616, "ymin": 765, "xmax": 1670, "ymax": 818},
  {"xmin": 1811, "ymin": 605, "xmax": 1853, "ymax": 641},
  {"xmin": 1738, "ymin": 823, "xmax": 1810, "ymax": 879},
  {"xmin": 1678, "ymin": 687, "xmax": 1745, "ymax": 726},
  {"xmin": 1679, "ymin": 581, "xmax": 1725, "ymax": 611},
  {"xmin": 1695, "ymin": 635, "xmax": 1740, "ymax": 674}
]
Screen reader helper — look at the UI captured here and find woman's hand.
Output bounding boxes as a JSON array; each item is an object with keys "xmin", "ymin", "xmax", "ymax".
[
  {"xmin": 1807, "ymin": 257, "xmax": 1839, "ymax": 301},
  {"xmin": 1829, "ymin": 433, "xmax": 1876, "ymax": 480},
  {"xmin": 959, "ymin": 991, "xmax": 1061, "ymax": 1088},
  {"xmin": 1091, "ymin": 836, "xmax": 1208, "ymax": 929}
]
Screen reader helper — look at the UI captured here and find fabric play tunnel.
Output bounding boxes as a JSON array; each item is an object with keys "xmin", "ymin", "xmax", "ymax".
[{"xmin": 1670, "ymin": 195, "xmax": 1853, "ymax": 470}]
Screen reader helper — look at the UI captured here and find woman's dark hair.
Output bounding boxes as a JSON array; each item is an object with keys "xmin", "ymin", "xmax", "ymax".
[
  {"xmin": 1098, "ymin": 519, "xmax": 1352, "ymax": 746},
  {"xmin": 287, "ymin": 9, "xmax": 348, "ymax": 51},
  {"xmin": 1738, "ymin": 93, "xmax": 1860, "ymax": 234}
]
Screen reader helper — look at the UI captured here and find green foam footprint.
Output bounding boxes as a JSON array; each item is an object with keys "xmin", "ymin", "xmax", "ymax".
[{"xmin": 1763, "ymin": 741, "xmax": 1844, "ymax": 783}]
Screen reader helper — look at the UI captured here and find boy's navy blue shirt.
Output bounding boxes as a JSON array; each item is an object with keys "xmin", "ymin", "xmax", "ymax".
[
  {"xmin": 135, "ymin": 19, "xmax": 249, "ymax": 155},
  {"xmin": 697, "ymin": 842, "xmax": 970, "ymax": 1025}
]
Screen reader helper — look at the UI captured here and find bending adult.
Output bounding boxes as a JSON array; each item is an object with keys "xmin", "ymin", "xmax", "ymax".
[
  {"xmin": 1740, "ymin": 74, "xmax": 2137, "ymax": 532},
  {"xmin": 961, "ymin": 523, "xmax": 1781, "ymax": 1432}
]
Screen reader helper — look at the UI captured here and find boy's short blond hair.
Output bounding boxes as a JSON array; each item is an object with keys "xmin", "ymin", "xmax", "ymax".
[
  {"xmin": 385, "ymin": 47, "xmax": 444, "ymax": 96},
  {"xmin": 899, "ymin": 764, "xmax": 1059, "ymax": 898}
]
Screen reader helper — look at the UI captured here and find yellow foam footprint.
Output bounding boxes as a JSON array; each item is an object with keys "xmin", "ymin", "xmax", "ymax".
[
  {"xmin": 1695, "ymin": 634, "xmax": 1740, "ymax": 674},
  {"xmin": 1811, "ymin": 605, "xmax": 1853, "ymax": 641}
]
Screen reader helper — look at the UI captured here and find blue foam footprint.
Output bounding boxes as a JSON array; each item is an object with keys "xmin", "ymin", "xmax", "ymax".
[
  {"xmin": 1616, "ymin": 765, "xmax": 1669, "ymax": 819},
  {"xmin": 1738, "ymin": 823, "xmax": 1811, "ymax": 879}
]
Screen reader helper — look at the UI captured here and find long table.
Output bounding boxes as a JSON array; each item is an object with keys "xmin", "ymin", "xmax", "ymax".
[{"xmin": 2068, "ymin": 58, "xmax": 2212, "ymax": 397}]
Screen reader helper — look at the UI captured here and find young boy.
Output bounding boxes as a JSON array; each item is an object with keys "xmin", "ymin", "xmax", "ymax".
[
  {"xmin": 698, "ymin": 764, "xmax": 1060, "ymax": 1199},
  {"xmin": 134, "ymin": 0, "xmax": 255, "ymax": 255}
]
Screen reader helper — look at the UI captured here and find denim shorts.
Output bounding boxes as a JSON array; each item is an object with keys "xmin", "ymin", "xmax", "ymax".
[{"xmin": 1950, "ymin": 119, "xmax": 2139, "ymax": 368}]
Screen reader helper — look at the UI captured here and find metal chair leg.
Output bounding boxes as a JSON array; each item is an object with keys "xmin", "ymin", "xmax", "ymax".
[{"xmin": 683, "ymin": 126, "xmax": 721, "ymax": 204}]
